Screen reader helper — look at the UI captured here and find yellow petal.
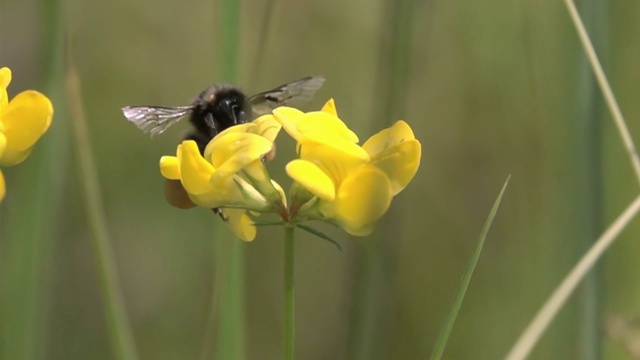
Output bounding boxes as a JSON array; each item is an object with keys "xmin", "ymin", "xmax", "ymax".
[
  {"xmin": 271, "ymin": 179, "xmax": 287, "ymax": 208},
  {"xmin": 216, "ymin": 123, "xmax": 253, "ymax": 137},
  {"xmin": 251, "ymin": 114, "xmax": 282, "ymax": 142},
  {"xmin": 179, "ymin": 140, "xmax": 215, "ymax": 195},
  {"xmin": 159, "ymin": 155, "xmax": 180, "ymax": 179},
  {"xmin": 297, "ymin": 111, "xmax": 359, "ymax": 143},
  {"xmin": 298, "ymin": 138, "xmax": 369, "ymax": 185},
  {"xmin": 321, "ymin": 98, "xmax": 337, "ymax": 116},
  {"xmin": 0, "ymin": 88, "xmax": 7, "ymax": 113},
  {"xmin": 320, "ymin": 165, "xmax": 392, "ymax": 236},
  {"xmin": 0, "ymin": 90, "xmax": 53, "ymax": 166},
  {"xmin": 0, "ymin": 169, "xmax": 5, "ymax": 202},
  {"xmin": 0, "ymin": 67, "xmax": 11, "ymax": 89},
  {"xmin": 0, "ymin": 67, "xmax": 11, "ymax": 112},
  {"xmin": 272, "ymin": 106, "xmax": 305, "ymax": 140},
  {"xmin": 362, "ymin": 120, "xmax": 415, "ymax": 157},
  {"xmin": 224, "ymin": 208, "xmax": 257, "ymax": 241},
  {"xmin": 207, "ymin": 133, "xmax": 273, "ymax": 179},
  {"xmin": 286, "ymin": 159, "xmax": 335, "ymax": 200},
  {"xmin": 369, "ymin": 140, "xmax": 421, "ymax": 195},
  {"xmin": 0, "ymin": 132, "xmax": 6, "ymax": 157}
]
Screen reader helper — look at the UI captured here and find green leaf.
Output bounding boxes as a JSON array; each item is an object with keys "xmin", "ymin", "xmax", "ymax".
[
  {"xmin": 430, "ymin": 175, "xmax": 511, "ymax": 360},
  {"xmin": 296, "ymin": 224, "xmax": 344, "ymax": 252}
]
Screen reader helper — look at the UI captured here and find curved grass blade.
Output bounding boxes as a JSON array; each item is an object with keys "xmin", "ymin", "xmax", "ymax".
[
  {"xmin": 66, "ymin": 49, "xmax": 139, "ymax": 360},
  {"xmin": 430, "ymin": 175, "xmax": 511, "ymax": 360}
]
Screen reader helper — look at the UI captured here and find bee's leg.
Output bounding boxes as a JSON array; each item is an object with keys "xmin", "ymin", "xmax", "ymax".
[
  {"xmin": 212, "ymin": 208, "xmax": 229, "ymax": 222},
  {"xmin": 204, "ymin": 113, "xmax": 219, "ymax": 138}
]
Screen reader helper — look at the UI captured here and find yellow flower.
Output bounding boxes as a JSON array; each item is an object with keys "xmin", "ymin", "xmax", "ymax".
[
  {"xmin": 159, "ymin": 115, "xmax": 285, "ymax": 241},
  {"xmin": 275, "ymin": 99, "xmax": 421, "ymax": 236},
  {"xmin": 157, "ymin": 97, "xmax": 421, "ymax": 241},
  {"xmin": 0, "ymin": 67, "xmax": 54, "ymax": 201}
]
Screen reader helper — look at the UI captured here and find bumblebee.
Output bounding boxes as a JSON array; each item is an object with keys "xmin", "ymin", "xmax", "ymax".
[{"xmin": 122, "ymin": 76, "xmax": 325, "ymax": 210}]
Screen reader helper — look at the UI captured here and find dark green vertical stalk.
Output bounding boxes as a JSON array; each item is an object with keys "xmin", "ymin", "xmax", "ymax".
[
  {"xmin": 576, "ymin": 1, "xmax": 606, "ymax": 359},
  {"xmin": 347, "ymin": 1, "xmax": 415, "ymax": 360},
  {"xmin": 219, "ymin": 0, "xmax": 240, "ymax": 82},
  {"xmin": 212, "ymin": 1, "xmax": 245, "ymax": 359},
  {"xmin": 0, "ymin": 0, "xmax": 68, "ymax": 358},
  {"xmin": 283, "ymin": 225, "xmax": 295, "ymax": 360}
]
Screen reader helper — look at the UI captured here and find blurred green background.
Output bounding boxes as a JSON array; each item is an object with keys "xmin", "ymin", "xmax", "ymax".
[{"xmin": 2, "ymin": 0, "xmax": 640, "ymax": 359}]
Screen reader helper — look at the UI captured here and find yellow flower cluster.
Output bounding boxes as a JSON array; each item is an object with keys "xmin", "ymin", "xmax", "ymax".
[
  {"xmin": 160, "ymin": 99, "xmax": 421, "ymax": 241},
  {"xmin": 0, "ymin": 67, "xmax": 54, "ymax": 201}
]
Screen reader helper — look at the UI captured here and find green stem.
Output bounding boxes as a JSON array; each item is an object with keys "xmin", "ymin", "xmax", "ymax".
[
  {"xmin": 212, "ymin": 1, "xmax": 245, "ymax": 359},
  {"xmin": 66, "ymin": 61, "xmax": 138, "ymax": 360},
  {"xmin": 284, "ymin": 225, "xmax": 295, "ymax": 360}
]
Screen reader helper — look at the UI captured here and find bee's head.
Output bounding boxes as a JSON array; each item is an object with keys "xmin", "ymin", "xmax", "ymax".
[
  {"xmin": 191, "ymin": 85, "xmax": 249, "ymax": 139},
  {"xmin": 218, "ymin": 95, "xmax": 247, "ymax": 126}
]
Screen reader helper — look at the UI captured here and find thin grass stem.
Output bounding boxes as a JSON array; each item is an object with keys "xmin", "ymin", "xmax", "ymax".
[
  {"xmin": 505, "ymin": 194, "xmax": 640, "ymax": 360},
  {"xmin": 66, "ymin": 58, "xmax": 138, "ymax": 360},
  {"xmin": 563, "ymin": 0, "xmax": 640, "ymax": 185}
]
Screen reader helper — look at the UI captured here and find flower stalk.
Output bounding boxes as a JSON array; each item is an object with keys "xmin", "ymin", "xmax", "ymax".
[{"xmin": 283, "ymin": 224, "xmax": 296, "ymax": 360}]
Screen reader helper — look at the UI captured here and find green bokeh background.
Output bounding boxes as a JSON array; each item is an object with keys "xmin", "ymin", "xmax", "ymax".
[{"xmin": 2, "ymin": 0, "xmax": 640, "ymax": 359}]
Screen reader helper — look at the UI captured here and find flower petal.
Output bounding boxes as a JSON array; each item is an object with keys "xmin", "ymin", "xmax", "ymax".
[
  {"xmin": 0, "ymin": 88, "xmax": 7, "ymax": 113},
  {"xmin": 362, "ymin": 120, "xmax": 415, "ymax": 157},
  {"xmin": 159, "ymin": 155, "xmax": 180, "ymax": 179},
  {"xmin": 369, "ymin": 140, "xmax": 421, "ymax": 195},
  {"xmin": 298, "ymin": 137, "xmax": 369, "ymax": 186},
  {"xmin": 296, "ymin": 111, "xmax": 359, "ymax": 143},
  {"xmin": 363, "ymin": 120, "xmax": 421, "ymax": 194},
  {"xmin": 251, "ymin": 114, "xmax": 282, "ymax": 142},
  {"xmin": 179, "ymin": 140, "xmax": 215, "ymax": 195},
  {"xmin": 321, "ymin": 98, "xmax": 337, "ymax": 116},
  {"xmin": 1, "ymin": 67, "xmax": 12, "ymax": 120},
  {"xmin": 224, "ymin": 208, "xmax": 257, "ymax": 241},
  {"xmin": 320, "ymin": 165, "xmax": 392, "ymax": 236},
  {"xmin": 0, "ymin": 132, "xmax": 6, "ymax": 158},
  {"xmin": 0, "ymin": 67, "xmax": 11, "ymax": 89},
  {"xmin": 0, "ymin": 169, "xmax": 5, "ymax": 202},
  {"xmin": 286, "ymin": 159, "xmax": 335, "ymax": 200},
  {"xmin": 0, "ymin": 90, "xmax": 53, "ymax": 166},
  {"xmin": 272, "ymin": 107, "xmax": 305, "ymax": 140},
  {"xmin": 207, "ymin": 132, "xmax": 273, "ymax": 179}
]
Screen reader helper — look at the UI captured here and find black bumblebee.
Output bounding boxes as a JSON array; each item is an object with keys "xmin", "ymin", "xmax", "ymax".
[
  {"xmin": 122, "ymin": 76, "xmax": 325, "ymax": 210},
  {"xmin": 122, "ymin": 76, "xmax": 324, "ymax": 153}
]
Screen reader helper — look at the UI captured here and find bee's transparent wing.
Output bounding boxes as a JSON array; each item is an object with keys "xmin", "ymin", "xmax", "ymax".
[
  {"xmin": 122, "ymin": 105, "xmax": 192, "ymax": 136},
  {"xmin": 248, "ymin": 76, "xmax": 325, "ymax": 115}
]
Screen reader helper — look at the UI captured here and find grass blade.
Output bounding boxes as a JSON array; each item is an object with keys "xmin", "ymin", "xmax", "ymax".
[
  {"xmin": 563, "ymin": 0, "xmax": 640, "ymax": 186},
  {"xmin": 430, "ymin": 175, "xmax": 511, "ymax": 360},
  {"xmin": 505, "ymin": 194, "xmax": 640, "ymax": 360},
  {"xmin": 66, "ymin": 51, "xmax": 139, "ymax": 360}
]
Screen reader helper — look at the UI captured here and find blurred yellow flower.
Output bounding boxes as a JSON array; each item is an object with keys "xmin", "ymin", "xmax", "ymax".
[
  {"xmin": 0, "ymin": 67, "xmax": 54, "ymax": 201},
  {"xmin": 274, "ymin": 99, "xmax": 421, "ymax": 236},
  {"xmin": 159, "ymin": 115, "xmax": 285, "ymax": 241}
]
